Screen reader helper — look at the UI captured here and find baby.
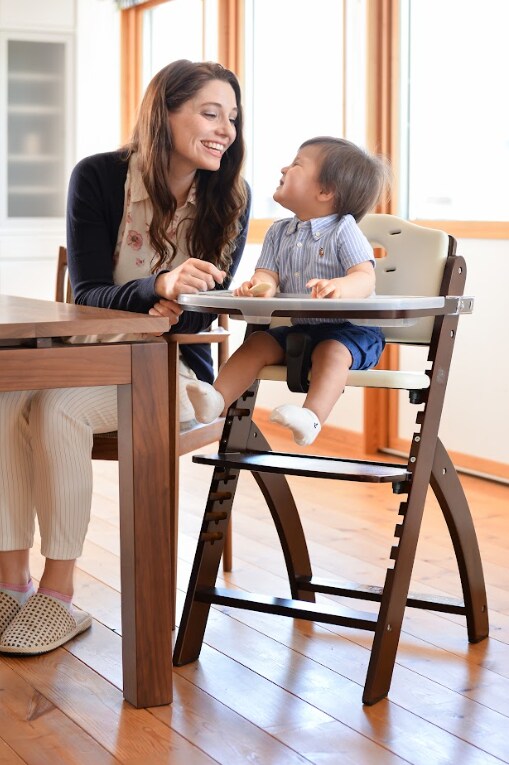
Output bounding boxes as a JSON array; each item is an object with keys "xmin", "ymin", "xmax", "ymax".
[{"xmin": 187, "ymin": 136, "xmax": 390, "ymax": 445}]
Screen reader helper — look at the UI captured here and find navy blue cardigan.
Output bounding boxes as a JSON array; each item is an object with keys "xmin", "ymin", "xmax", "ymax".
[{"xmin": 66, "ymin": 150, "xmax": 250, "ymax": 383}]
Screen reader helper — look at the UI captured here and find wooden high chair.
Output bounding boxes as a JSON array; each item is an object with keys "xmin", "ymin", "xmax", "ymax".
[{"xmin": 172, "ymin": 214, "xmax": 489, "ymax": 705}]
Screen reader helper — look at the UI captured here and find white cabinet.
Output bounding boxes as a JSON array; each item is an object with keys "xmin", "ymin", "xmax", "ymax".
[
  {"xmin": 1, "ymin": 31, "xmax": 73, "ymax": 225},
  {"xmin": 0, "ymin": 27, "xmax": 73, "ymax": 297}
]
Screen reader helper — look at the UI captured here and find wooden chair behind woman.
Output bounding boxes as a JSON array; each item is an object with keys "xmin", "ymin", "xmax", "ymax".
[{"xmin": 55, "ymin": 245, "xmax": 233, "ymax": 621}]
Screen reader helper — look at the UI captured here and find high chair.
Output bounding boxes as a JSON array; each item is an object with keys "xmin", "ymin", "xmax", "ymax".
[{"xmin": 172, "ymin": 214, "xmax": 488, "ymax": 705}]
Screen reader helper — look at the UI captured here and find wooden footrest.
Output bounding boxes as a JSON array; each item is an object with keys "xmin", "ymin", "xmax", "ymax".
[
  {"xmin": 192, "ymin": 450, "xmax": 409, "ymax": 484},
  {"xmin": 195, "ymin": 587, "xmax": 378, "ymax": 630}
]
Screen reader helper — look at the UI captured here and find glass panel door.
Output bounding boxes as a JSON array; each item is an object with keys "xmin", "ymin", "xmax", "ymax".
[{"xmin": 7, "ymin": 40, "xmax": 67, "ymax": 218}]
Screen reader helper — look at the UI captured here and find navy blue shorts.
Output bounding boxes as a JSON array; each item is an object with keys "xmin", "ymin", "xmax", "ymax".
[{"xmin": 267, "ymin": 322, "xmax": 385, "ymax": 370}]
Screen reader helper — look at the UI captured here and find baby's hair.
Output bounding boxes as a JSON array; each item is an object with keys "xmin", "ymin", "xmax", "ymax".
[{"xmin": 300, "ymin": 136, "xmax": 390, "ymax": 221}]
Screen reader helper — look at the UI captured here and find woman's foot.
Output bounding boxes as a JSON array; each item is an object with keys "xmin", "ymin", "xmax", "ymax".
[
  {"xmin": 186, "ymin": 380, "xmax": 225, "ymax": 423},
  {"xmin": 270, "ymin": 404, "xmax": 321, "ymax": 445},
  {"xmin": 0, "ymin": 592, "xmax": 91, "ymax": 655},
  {"xmin": 0, "ymin": 580, "xmax": 35, "ymax": 634}
]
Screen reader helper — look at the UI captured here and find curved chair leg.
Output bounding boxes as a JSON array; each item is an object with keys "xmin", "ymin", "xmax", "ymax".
[{"xmin": 430, "ymin": 438, "xmax": 489, "ymax": 642}]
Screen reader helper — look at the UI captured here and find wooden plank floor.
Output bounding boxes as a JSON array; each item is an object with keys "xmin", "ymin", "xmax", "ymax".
[{"xmin": 1, "ymin": 416, "xmax": 508, "ymax": 764}]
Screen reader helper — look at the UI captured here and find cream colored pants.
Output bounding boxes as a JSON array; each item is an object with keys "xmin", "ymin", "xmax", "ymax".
[
  {"xmin": 0, "ymin": 359, "xmax": 198, "ymax": 560},
  {"xmin": 0, "ymin": 386, "xmax": 118, "ymax": 560}
]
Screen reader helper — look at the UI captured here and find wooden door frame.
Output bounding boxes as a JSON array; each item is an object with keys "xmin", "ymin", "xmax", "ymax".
[{"xmin": 363, "ymin": 0, "xmax": 399, "ymax": 455}]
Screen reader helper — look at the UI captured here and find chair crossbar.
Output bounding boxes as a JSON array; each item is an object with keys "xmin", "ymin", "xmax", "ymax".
[{"xmin": 195, "ymin": 587, "xmax": 378, "ymax": 631}]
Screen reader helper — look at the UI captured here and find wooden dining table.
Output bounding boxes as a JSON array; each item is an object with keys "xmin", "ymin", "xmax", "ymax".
[{"xmin": 0, "ymin": 294, "xmax": 173, "ymax": 708}]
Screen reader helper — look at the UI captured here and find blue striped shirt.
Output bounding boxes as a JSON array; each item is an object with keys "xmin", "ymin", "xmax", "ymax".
[{"xmin": 256, "ymin": 213, "xmax": 376, "ymax": 324}]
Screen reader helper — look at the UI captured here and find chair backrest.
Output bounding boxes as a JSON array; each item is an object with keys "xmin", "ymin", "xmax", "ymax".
[
  {"xmin": 358, "ymin": 214, "xmax": 450, "ymax": 344},
  {"xmin": 265, "ymin": 215, "xmax": 451, "ymax": 347},
  {"xmin": 55, "ymin": 245, "xmax": 73, "ymax": 304}
]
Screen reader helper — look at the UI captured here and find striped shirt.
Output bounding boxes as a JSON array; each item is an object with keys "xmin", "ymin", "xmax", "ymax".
[{"xmin": 256, "ymin": 213, "xmax": 376, "ymax": 324}]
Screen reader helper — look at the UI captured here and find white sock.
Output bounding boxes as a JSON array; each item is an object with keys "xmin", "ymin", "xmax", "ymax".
[
  {"xmin": 186, "ymin": 380, "xmax": 225, "ymax": 424},
  {"xmin": 0, "ymin": 579, "xmax": 35, "ymax": 606},
  {"xmin": 270, "ymin": 404, "xmax": 322, "ymax": 446},
  {"xmin": 38, "ymin": 586, "xmax": 72, "ymax": 612}
]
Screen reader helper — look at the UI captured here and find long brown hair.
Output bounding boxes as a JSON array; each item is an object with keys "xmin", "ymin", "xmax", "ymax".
[
  {"xmin": 126, "ymin": 59, "xmax": 248, "ymax": 272},
  {"xmin": 301, "ymin": 137, "xmax": 390, "ymax": 221}
]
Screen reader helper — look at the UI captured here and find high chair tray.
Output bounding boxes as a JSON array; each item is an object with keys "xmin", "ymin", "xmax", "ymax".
[{"xmin": 178, "ymin": 292, "xmax": 472, "ymax": 325}]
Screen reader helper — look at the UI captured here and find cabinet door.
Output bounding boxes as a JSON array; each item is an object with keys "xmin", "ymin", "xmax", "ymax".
[{"xmin": 3, "ymin": 35, "xmax": 71, "ymax": 220}]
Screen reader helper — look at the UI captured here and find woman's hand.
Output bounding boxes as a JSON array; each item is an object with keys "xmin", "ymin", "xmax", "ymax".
[
  {"xmin": 148, "ymin": 298, "xmax": 183, "ymax": 326},
  {"xmin": 155, "ymin": 258, "xmax": 227, "ymax": 300}
]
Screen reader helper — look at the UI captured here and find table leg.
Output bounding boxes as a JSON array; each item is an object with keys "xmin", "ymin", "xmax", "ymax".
[{"xmin": 117, "ymin": 341, "xmax": 172, "ymax": 707}]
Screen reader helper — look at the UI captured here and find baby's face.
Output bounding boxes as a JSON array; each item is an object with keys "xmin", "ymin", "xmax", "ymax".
[{"xmin": 273, "ymin": 145, "xmax": 323, "ymax": 217}]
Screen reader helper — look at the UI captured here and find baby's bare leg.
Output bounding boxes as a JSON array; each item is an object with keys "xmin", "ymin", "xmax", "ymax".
[
  {"xmin": 187, "ymin": 331, "xmax": 284, "ymax": 423},
  {"xmin": 270, "ymin": 340, "xmax": 352, "ymax": 445},
  {"xmin": 304, "ymin": 340, "xmax": 352, "ymax": 423},
  {"xmin": 215, "ymin": 331, "xmax": 284, "ymax": 405}
]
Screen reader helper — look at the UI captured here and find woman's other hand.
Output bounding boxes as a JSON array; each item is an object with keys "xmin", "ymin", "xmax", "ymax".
[
  {"xmin": 155, "ymin": 257, "xmax": 226, "ymax": 300},
  {"xmin": 148, "ymin": 298, "xmax": 183, "ymax": 326}
]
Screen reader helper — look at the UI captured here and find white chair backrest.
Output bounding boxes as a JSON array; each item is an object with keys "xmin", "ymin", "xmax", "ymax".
[
  {"xmin": 266, "ymin": 214, "xmax": 450, "ymax": 345},
  {"xmin": 358, "ymin": 214, "xmax": 450, "ymax": 344}
]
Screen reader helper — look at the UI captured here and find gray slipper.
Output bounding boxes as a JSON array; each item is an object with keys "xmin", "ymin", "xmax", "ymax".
[{"xmin": 0, "ymin": 593, "xmax": 91, "ymax": 655}]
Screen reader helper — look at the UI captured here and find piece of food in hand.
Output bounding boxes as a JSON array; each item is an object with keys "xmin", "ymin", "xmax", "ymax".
[{"xmin": 248, "ymin": 282, "xmax": 272, "ymax": 296}]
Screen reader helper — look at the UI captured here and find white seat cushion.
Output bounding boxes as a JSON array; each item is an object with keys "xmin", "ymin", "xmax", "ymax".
[{"xmin": 258, "ymin": 365, "xmax": 429, "ymax": 390}]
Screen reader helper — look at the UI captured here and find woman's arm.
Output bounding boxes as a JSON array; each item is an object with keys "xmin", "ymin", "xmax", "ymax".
[{"xmin": 67, "ymin": 152, "xmax": 163, "ymax": 312}]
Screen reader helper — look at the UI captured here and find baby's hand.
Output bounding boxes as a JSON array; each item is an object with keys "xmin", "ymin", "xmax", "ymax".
[
  {"xmin": 233, "ymin": 280, "xmax": 255, "ymax": 296},
  {"xmin": 248, "ymin": 282, "xmax": 273, "ymax": 297},
  {"xmin": 233, "ymin": 281, "xmax": 274, "ymax": 297},
  {"xmin": 306, "ymin": 278, "xmax": 342, "ymax": 299}
]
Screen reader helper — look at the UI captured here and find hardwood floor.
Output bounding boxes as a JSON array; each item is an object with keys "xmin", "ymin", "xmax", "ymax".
[{"xmin": 1, "ymin": 416, "xmax": 508, "ymax": 764}]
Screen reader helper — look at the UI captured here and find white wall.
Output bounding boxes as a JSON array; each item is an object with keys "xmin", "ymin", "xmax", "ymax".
[{"xmin": 75, "ymin": 0, "xmax": 120, "ymax": 161}]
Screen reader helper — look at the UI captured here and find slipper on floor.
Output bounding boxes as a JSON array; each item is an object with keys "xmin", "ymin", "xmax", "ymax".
[
  {"xmin": 0, "ymin": 593, "xmax": 91, "ymax": 655},
  {"xmin": 0, "ymin": 591, "xmax": 21, "ymax": 635}
]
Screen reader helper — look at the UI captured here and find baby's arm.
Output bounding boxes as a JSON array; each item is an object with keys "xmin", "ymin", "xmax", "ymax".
[
  {"xmin": 233, "ymin": 268, "xmax": 279, "ymax": 297},
  {"xmin": 306, "ymin": 262, "xmax": 375, "ymax": 299}
]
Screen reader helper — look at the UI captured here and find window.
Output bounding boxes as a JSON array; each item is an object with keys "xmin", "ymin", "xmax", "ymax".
[
  {"xmin": 400, "ymin": 0, "xmax": 509, "ymax": 223},
  {"xmin": 243, "ymin": 0, "xmax": 345, "ymax": 220},
  {"xmin": 141, "ymin": 0, "xmax": 218, "ymax": 90}
]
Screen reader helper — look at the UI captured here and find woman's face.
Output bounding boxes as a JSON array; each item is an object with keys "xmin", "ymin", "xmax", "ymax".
[{"xmin": 167, "ymin": 79, "xmax": 238, "ymax": 176}]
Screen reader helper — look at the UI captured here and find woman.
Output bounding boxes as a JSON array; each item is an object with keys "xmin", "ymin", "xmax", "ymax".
[{"xmin": 0, "ymin": 60, "xmax": 250, "ymax": 654}]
